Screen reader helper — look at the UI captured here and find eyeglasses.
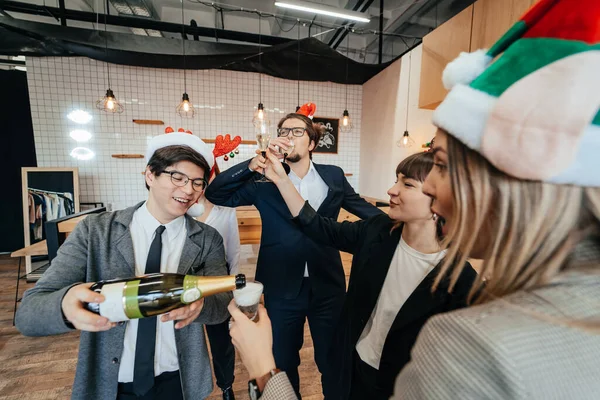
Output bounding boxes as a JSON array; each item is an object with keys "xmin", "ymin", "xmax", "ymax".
[
  {"xmin": 277, "ymin": 127, "xmax": 306, "ymax": 137},
  {"xmin": 162, "ymin": 170, "xmax": 207, "ymax": 192}
]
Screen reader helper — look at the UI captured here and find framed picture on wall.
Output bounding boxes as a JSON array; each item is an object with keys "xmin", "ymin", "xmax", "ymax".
[{"xmin": 312, "ymin": 116, "xmax": 339, "ymax": 154}]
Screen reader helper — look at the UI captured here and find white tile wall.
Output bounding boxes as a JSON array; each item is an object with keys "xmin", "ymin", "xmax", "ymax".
[{"xmin": 26, "ymin": 57, "xmax": 363, "ymax": 210}]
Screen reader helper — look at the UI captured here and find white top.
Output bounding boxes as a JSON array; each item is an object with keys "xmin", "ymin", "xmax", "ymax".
[
  {"xmin": 355, "ymin": 236, "xmax": 446, "ymax": 370},
  {"xmin": 118, "ymin": 202, "xmax": 187, "ymax": 382},
  {"xmin": 203, "ymin": 205, "xmax": 241, "ymax": 275},
  {"xmin": 288, "ymin": 161, "xmax": 329, "ymax": 277}
]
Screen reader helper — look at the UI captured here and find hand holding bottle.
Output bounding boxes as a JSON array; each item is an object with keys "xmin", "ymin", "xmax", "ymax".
[
  {"xmin": 62, "ymin": 282, "xmax": 117, "ymax": 332},
  {"xmin": 160, "ymin": 297, "xmax": 204, "ymax": 329}
]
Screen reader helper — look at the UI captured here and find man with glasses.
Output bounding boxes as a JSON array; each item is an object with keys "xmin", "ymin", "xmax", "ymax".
[
  {"xmin": 16, "ymin": 132, "xmax": 230, "ymax": 400},
  {"xmin": 206, "ymin": 111, "xmax": 382, "ymax": 399}
]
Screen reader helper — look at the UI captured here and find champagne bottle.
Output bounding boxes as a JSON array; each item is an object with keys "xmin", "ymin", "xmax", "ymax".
[{"xmin": 86, "ymin": 273, "xmax": 246, "ymax": 322}]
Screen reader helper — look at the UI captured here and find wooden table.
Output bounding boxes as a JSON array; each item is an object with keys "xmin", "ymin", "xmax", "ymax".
[
  {"xmin": 10, "ymin": 240, "xmax": 49, "ymax": 325},
  {"xmin": 58, "ymin": 215, "xmax": 88, "ymax": 233},
  {"xmin": 11, "ymin": 240, "xmax": 48, "ymax": 258}
]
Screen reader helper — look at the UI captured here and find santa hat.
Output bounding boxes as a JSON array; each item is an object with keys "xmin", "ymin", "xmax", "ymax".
[
  {"xmin": 433, "ymin": 0, "xmax": 600, "ymax": 187},
  {"xmin": 146, "ymin": 129, "xmax": 214, "ymax": 169}
]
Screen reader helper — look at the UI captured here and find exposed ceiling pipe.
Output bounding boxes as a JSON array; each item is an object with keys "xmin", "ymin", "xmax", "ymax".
[{"xmin": 0, "ymin": 0, "xmax": 292, "ymax": 46}]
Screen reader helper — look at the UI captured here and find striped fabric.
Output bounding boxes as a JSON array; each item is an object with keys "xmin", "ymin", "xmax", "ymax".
[{"xmin": 393, "ymin": 264, "xmax": 600, "ymax": 399}]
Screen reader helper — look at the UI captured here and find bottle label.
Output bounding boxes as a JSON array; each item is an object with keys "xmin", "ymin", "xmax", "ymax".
[
  {"xmin": 182, "ymin": 276, "xmax": 203, "ymax": 304},
  {"xmin": 182, "ymin": 288, "xmax": 201, "ymax": 304},
  {"xmin": 99, "ymin": 282, "xmax": 129, "ymax": 322},
  {"xmin": 124, "ymin": 280, "xmax": 144, "ymax": 319}
]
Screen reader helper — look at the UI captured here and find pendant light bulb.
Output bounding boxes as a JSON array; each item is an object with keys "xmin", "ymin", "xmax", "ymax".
[
  {"xmin": 340, "ymin": 109, "xmax": 353, "ymax": 133},
  {"xmin": 177, "ymin": 92, "xmax": 195, "ymax": 118},
  {"xmin": 253, "ymin": 103, "xmax": 269, "ymax": 127},
  {"xmin": 96, "ymin": 89, "xmax": 124, "ymax": 113},
  {"xmin": 397, "ymin": 131, "xmax": 415, "ymax": 148},
  {"xmin": 96, "ymin": 0, "xmax": 123, "ymax": 114}
]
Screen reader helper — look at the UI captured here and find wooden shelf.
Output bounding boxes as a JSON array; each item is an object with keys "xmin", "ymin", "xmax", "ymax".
[
  {"xmin": 133, "ymin": 119, "xmax": 164, "ymax": 125},
  {"xmin": 112, "ymin": 154, "xmax": 144, "ymax": 159},
  {"xmin": 202, "ymin": 138, "xmax": 256, "ymax": 145}
]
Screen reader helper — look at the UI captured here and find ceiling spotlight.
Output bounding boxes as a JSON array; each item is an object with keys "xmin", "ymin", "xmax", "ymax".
[
  {"xmin": 67, "ymin": 110, "xmax": 92, "ymax": 124},
  {"xmin": 70, "ymin": 130, "xmax": 92, "ymax": 142},
  {"xmin": 275, "ymin": 1, "xmax": 370, "ymax": 23},
  {"xmin": 70, "ymin": 147, "xmax": 95, "ymax": 160}
]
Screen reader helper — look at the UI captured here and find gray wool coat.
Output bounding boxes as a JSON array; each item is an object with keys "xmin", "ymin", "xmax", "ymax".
[{"xmin": 15, "ymin": 202, "xmax": 232, "ymax": 400}]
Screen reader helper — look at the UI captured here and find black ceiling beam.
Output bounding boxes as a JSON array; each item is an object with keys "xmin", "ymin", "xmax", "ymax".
[
  {"xmin": 0, "ymin": 0, "xmax": 292, "ymax": 46},
  {"xmin": 327, "ymin": 0, "xmax": 366, "ymax": 47},
  {"xmin": 331, "ymin": 0, "xmax": 375, "ymax": 50},
  {"xmin": 58, "ymin": 0, "xmax": 66, "ymax": 26},
  {"xmin": 0, "ymin": 58, "xmax": 26, "ymax": 66}
]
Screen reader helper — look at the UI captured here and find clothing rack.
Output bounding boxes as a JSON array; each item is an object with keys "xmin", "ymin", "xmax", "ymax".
[{"xmin": 28, "ymin": 187, "xmax": 70, "ymax": 195}]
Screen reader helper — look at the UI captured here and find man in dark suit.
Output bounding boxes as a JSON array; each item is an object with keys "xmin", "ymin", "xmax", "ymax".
[{"xmin": 205, "ymin": 111, "xmax": 383, "ymax": 398}]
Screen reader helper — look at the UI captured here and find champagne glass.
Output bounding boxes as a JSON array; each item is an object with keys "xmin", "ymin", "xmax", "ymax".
[
  {"xmin": 255, "ymin": 121, "xmax": 271, "ymax": 182},
  {"xmin": 232, "ymin": 281, "xmax": 263, "ymax": 322}
]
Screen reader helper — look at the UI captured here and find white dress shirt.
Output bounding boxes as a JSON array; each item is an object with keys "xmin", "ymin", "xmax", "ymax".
[
  {"xmin": 288, "ymin": 161, "xmax": 329, "ymax": 277},
  {"xmin": 355, "ymin": 236, "xmax": 446, "ymax": 369},
  {"xmin": 203, "ymin": 205, "xmax": 241, "ymax": 275},
  {"xmin": 118, "ymin": 202, "xmax": 187, "ymax": 382}
]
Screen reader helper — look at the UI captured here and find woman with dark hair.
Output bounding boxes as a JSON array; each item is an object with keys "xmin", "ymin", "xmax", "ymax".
[{"xmin": 231, "ymin": 151, "xmax": 477, "ymax": 400}]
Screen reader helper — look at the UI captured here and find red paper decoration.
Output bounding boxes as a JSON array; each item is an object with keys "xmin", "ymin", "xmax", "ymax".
[{"xmin": 213, "ymin": 134, "xmax": 242, "ymax": 158}]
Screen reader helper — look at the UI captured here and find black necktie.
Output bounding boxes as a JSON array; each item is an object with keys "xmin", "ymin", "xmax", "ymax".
[{"xmin": 132, "ymin": 225, "xmax": 166, "ymax": 396}]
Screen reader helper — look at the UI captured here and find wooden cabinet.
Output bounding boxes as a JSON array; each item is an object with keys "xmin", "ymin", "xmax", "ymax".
[
  {"xmin": 471, "ymin": 0, "xmax": 535, "ymax": 50},
  {"xmin": 418, "ymin": 0, "xmax": 538, "ymax": 110},
  {"xmin": 418, "ymin": 5, "xmax": 474, "ymax": 110}
]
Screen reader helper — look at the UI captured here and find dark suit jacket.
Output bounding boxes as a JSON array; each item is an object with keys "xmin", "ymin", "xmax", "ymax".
[
  {"xmin": 294, "ymin": 203, "xmax": 477, "ymax": 399},
  {"xmin": 205, "ymin": 159, "xmax": 383, "ymax": 300}
]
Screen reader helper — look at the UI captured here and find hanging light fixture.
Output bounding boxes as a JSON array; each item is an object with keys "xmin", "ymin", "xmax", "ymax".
[
  {"xmin": 340, "ymin": 31, "xmax": 353, "ymax": 133},
  {"xmin": 252, "ymin": 14, "xmax": 269, "ymax": 127},
  {"xmin": 397, "ymin": 52, "xmax": 415, "ymax": 148},
  {"xmin": 176, "ymin": 0, "xmax": 195, "ymax": 118},
  {"xmin": 96, "ymin": 1, "xmax": 123, "ymax": 113},
  {"xmin": 296, "ymin": 20, "xmax": 301, "ymax": 112}
]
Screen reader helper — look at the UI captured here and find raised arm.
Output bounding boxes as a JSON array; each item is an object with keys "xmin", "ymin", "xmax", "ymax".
[
  {"xmin": 205, "ymin": 157, "xmax": 263, "ymax": 207},
  {"xmin": 264, "ymin": 151, "xmax": 370, "ymax": 254}
]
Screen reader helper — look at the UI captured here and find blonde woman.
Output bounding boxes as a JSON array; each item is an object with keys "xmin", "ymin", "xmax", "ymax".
[{"xmin": 393, "ymin": 0, "xmax": 600, "ymax": 398}]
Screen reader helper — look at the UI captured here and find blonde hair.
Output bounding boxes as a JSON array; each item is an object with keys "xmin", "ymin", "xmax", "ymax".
[{"xmin": 435, "ymin": 133, "xmax": 600, "ymax": 308}]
